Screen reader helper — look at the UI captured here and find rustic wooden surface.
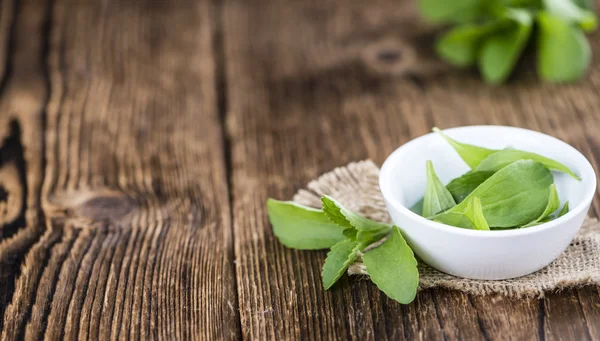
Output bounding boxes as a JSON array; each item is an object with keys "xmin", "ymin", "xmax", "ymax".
[{"xmin": 0, "ymin": 0, "xmax": 598, "ymax": 339}]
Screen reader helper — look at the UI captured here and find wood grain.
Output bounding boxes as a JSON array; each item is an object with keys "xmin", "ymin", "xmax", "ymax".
[
  {"xmin": 0, "ymin": 0, "xmax": 598, "ymax": 339},
  {"xmin": 0, "ymin": 0, "xmax": 239, "ymax": 339},
  {"xmin": 223, "ymin": 0, "xmax": 600, "ymax": 340}
]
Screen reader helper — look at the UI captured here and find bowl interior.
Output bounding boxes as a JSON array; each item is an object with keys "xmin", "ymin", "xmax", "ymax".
[{"xmin": 384, "ymin": 126, "xmax": 595, "ymax": 215}]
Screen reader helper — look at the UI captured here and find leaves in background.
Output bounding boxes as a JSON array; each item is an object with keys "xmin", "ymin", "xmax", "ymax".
[
  {"xmin": 537, "ymin": 12, "xmax": 591, "ymax": 83},
  {"xmin": 418, "ymin": 0, "xmax": 487, "ymax": 23},
  {"xmin": 433, "ymin": 127, "xmax": 498, "ymax": 169},
  {"xmin": 475, "ymin": 148, "xmax": 581, "ymax": 180},
  {"xmin": 267, "ymin": 199, "xmax": 345, "ymax": 250},
  {"xmin": 431, "ymin": 160, "xmax": 553, "ymax": 228},
  {"xmin": 446, "ymin": 170, "xmax": 495, "ymax": 203},
  {"xmin": 322, "ymin": 239, "xmax": 359, "ymax": 289},
  {"xmin": 479, "ymin": 9, "xmax": 533, "ymax": 84},
  {"xmin": 543, "ymin": 0, "xmax": 597, "ymax": 31},
  {"xmin": 362, "ymin": 227, "xmax": 419, "ymax": 304},
  {"xmin": 463, "ymin": 197, "xmax": 491, "ymax": 230},
  {"xmin": 423, "ymin": 160, "xmax": 457, "ymax": 217},
  {"xmin": 436, "ymin": 20, "xmax": 509, "ymax": 67},
  {"xmin": 522, "ymin": 184, "xmax": 560, "ymax": 227}
]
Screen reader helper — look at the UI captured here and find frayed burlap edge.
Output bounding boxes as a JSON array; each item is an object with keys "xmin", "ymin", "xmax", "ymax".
[{"xmin": 293, "ymin": 160, "xmax": 600, "ymax": 299}]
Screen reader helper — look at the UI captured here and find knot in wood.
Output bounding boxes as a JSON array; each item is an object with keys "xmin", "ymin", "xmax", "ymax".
[
  {"xmin": 47, "ymin": 189, "xmax": 136, "ymax": 223},
  {"xmin": 362, "ymin": 37, "xmax": 417, "ymax": 76}
]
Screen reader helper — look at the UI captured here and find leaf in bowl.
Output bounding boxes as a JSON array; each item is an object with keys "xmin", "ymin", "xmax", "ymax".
[
  {"xmin": 423, "ymin": 160, "xmax": 457, "ymax": 217},
  {"xmin": 463, "ymin": 197, "xmax": 491, "ymax": 230},
  {"xmin": 431, "ymin": 160, "xmax": 553, "ymax": 228},
  {"xmin": 433, "ymin": 127, "xmax": 498, "ymax": 169},
  {"xmin": 446, "ymin": 170, "xmax": 495, "ymax": 203},
  {"xmin": 475, "ymin": 148, "xmax": 581, "ymax": 180},
  {"xmin": 522, "ymin": 184, "xmax": 561, "ymax": 227}
]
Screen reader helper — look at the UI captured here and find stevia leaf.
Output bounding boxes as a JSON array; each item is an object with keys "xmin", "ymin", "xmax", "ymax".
[
  {"xmin": 362, "ymin": 227, "xmax": 419, "ymax": 304},
  {"xmin": 322, "ymin": 195, "xmax": 392, "ymax": 233},
  {"xmin": 463, "ymin": 197, "xmax": 491, "ymax": 230},
  {"xmin": 446, "ymin": 170, "xmax": 496, "ymax": 203},
  {"xmin": 537, "ymin": 12, "xmax": 591, "ymax": 83},
  {"xmin": 433, "ymin": 127, "xmax": 498, "ymax": 169},
  {"xmin": 267, "ymin": 199, "xmax": 346, "ymax": 250},
  {"xmin": 436, "ymin": 20, "xmax": 509, "ymax": 67},
  {"xmin": 423, "ymin": 161, "xmax": 457, "ymax": 217},
  {"xmin": 418, "ymin": 0, "xmax": 486, "ymax": 24},
  {"xmin": 558, "ymin": 201, "xmax": 570, "ymax": 217},
  {"xmin": 478, "ymin": 9, "xmax": 533, "ymax": 84},
  {"xmin": 322, "ymin": 239, "xmax": 359, "ymax": 289},
  {"xmin": 522, "ymin": 184, "xmax": 560, "ymax": 227},
  {"xmin": 475, "ymin": 148, "xmax": 581, "ymax": 180},
  {"xmin": 433, "ymin": 211, "xmax": 476, "ymax": 229},
  {"xmin": 543, "ymin": 0, "xmax": 597, "ymax": 32},
  {"xmin": 432, "ymin": 160, "xmax": 553, "ymax": 228},
  {"xmin": 409, "ymin": 199, "xmax": 424, "ymax": 215}
]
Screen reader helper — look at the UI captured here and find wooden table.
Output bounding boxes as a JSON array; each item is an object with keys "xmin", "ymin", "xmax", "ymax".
[{"xmin": 0, "ymin": 0, "xmax": 599, "ymax": 339}]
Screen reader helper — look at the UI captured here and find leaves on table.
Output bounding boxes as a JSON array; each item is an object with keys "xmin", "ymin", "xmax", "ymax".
[
  {"xmin": 433, "ymin": 127, "xmax": 498, "ymax": 169},
  {"xmin": 436, "ymin": 20, "xmax": 509, "ymax": 67},
  {"xmin": 537, "ymin": 12, "xmax": 591, "ymax": 83},
  {"xmin": 362, "ymin": 227, "xmax": 419, "ymax": 304},
  {"xmin": 266, "ymin": 199, "xmax": 345, "ymax": 249},
  {"xmin": 475, "ymin": 148, "xmax": 581, "ymax": 180},
  {"xmin": 423, "ymin": 160, "xmax": 457, "ymax": 217},
  {"xmin": 478, "ymin": 8, "xmax": 533, "ymax": 84},
  {"xmin": 522, "ymin": 184, "xmax": 561, "ymax": 227},
  {"xmin": 322, "ymin": 239, "xmax": 359, "ymax": 289},
  {"xmin": 431, "ymin": 160, "xmax": 553, "ymax": 228},
  {"xmin": 543, "ymin": 0, "xmax": 597, "ymax": 32}
]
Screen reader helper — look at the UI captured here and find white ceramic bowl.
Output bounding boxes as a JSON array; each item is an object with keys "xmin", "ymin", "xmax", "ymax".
[{"xmin": 379, "ymin": 126, "xmax": 596, "ymax": 280}]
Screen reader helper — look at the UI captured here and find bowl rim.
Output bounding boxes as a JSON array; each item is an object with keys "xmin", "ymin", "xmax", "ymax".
[{"xmin": 379, "ymin": 125, "xmax": 597, "ymax": 238}]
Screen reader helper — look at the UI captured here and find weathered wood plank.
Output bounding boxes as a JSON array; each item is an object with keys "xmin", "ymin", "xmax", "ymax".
[
  {"xmin": 0, "ymin": 0, "xmax": 240, "ymax": 340},
  {"xmin": 224, "ymin": 0, "xmax": 600, "ymax": 340}
]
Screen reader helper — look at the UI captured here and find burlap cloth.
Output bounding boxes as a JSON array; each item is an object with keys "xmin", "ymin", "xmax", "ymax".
[{"xmin": 294, "ymin": 160, "xmax": 600, "ymax": 298}]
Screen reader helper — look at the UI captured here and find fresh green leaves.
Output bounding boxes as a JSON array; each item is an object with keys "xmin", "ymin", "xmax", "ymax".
[
  {"xmin": 268, "ymin": 195, "xmax": 418, "ymax": 304},
  {"xmin": 419, "ymin": 0, "xmax": 598, "ymax": 83},
  {"xmin": 432, "ymin": 127, "xmax": 497, "ymax": 169},
  {"xmin": 475, "ymin": 148, "xmax": 581, "ymax": 180},
  {"xmin": 267, "ymin": 199, "xmax": 345, "ymax": 249},
  {"xmin": 362, "ymin": 227, "xmax": 419, "ymax": 304},
  {"xmin": 478, "ymin": 9, "xmax": 533, "ymax": 84},
  {"xmin": 432, "ymin": 160, "xmax": 553, "ymax": 228},
  {"xmin": 523, "ymin": 184, "xmax": 560, "ymax": 227},
  {"xmin": 421, "ymin": 128, "xmax": 578, "ymax": 229},
  {"xmin": 423, "ymin": 160, "xmax": 457, "ymax": 217},
  {"xmin": 537, "ymin": 12, "xmax": 591, "ymax": 82},
  {"xmin": 558, "ymin": 201, "xmax": 570, "ymax": 217},
  {"xmin": 446, "ymin": 171, "xmax": 495, "ymax": 203},
  {"xmin": 463, "ymin": 197, "xmax": 491, "ymax": 230},
  {"xmin": 322, "ymin": 240, "xmax": 360, "ymax": 289}
]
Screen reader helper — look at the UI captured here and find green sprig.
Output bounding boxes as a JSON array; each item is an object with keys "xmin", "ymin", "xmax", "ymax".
[{"xmin": 420, "ymin": 0, "xmax": 598, "ymax": 83}]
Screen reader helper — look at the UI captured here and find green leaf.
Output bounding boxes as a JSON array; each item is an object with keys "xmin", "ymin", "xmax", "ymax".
[
  {"xmin": 479, "ymin": 9, "xmax": 533, "ymax": 84},
  {"xmin": 321, "ymin": 195, "xmax": 392, "ymax": 244},
  {"xmin": 436, "ymin": 20, "xmax": 511, "ymax": 67},
  {"xmin": 537, "ymin": 12, "xmax": 591, "ymax": 83},
  {"xmin": 267, "ymin": 199, "xmax": 345, "ymax": 250},
  {"xmin": 362, "ymin": 227, "xmax": 419, "ymax": 304},
  {"xmin": 418, "ymin": 0, "xmax": 487, "ymax": 23},
  {"xmin": 522, "ymin": 184, "xmax": 561, "ymax": 227},
  {"xmin": 446, "ymin": 170, "xmax": 496, "ymax": 203},
  {"xmin": 432, "ymin": 160, "xmax": 554, "ymax": 228},
  {"xmin": 558, "ymin": 201, "xmax": 570, "ymax": 217},
  {"xmin": 475, "ymin": 148, "xmax": 581, "ymax": 180},
  {"xmin": 322, "ymin": 195, "xmax": 391, "ymax": 232},
  {"xmin": 543, "ymin": 0, "xmax": 597, "ymax": 32},
  {"xmin": 423, "ymin": 161, "xmax": 457, "ymax": 217},
  {"xmin": 433, "ymin": 127, "xmax": 498, "ymax": 169},
  {"xmin": 322, "ymin": 239, "xmax": 359, "ymax": 289},
  {"xmin": 463, "ymin": 197, "xmax": 491, "ymax": 230}
]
